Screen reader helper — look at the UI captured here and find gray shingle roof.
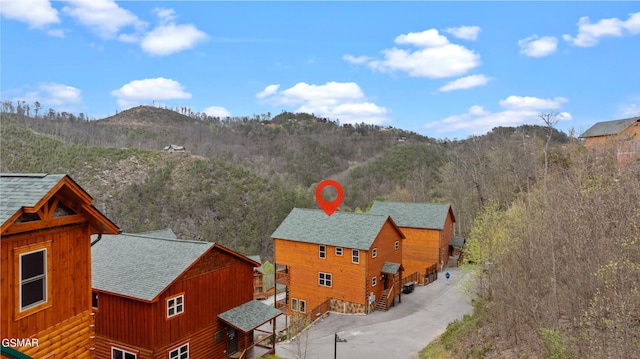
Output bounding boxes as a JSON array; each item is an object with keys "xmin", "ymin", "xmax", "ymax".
[
  {"xmin": 247, "ymin": 255, "xmax": 262, "ymax": 265},
  {"xmin": 92, "ymin": 232, "xmax": 213, "ymax": 301},
  {"xmin": 271, "ymin": 208, "xmax": 393, "ymax": 250},
  {"xmin": 369, "ymin": 201, "xmax": 452, "ymax": 229},
  {"xmin": 0, "ymin": 173, "xmax": 66, "ymax": 225},
  {"xmin": 138, "ymin": 228, "xmax": 178, "ymax": 239},
  {"xmin": 450, "ymin": 236, "xmax": 465, "ymax": 248},
  {"xmin": 218, "ymin": 300, "xmax": 281, "ymax": 332},
  {"xmin": 579, "ymin": 117, "xmax": 639, "ymax": 138},
  {"xmin": 381, "ymin": 262, "xmax": 401, "ymax": 274}
]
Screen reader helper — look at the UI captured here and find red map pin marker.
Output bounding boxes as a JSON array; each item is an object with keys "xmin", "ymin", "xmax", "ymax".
[{"xmin": 315, "ymin": 179, "xmax": 344, "ymax": 216}]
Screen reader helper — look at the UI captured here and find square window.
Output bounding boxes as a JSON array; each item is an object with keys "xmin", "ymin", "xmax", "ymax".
[
  {"xmin": 319, "ymin": 245, "xmax": 326, "ymax": 259},
  {"xmin": 167, "ymin": 294, "xmax": 184, "ymax": 318},
  {"xmin": 292, "ymin": 298, "xmax": 298, "ymax": 311},
  {"xmin": 372, "ymin": 248, "xmax": 377, "ymax": 258},
  {"xmin": 395, "ymin": 241, "xmax": 399, "ymax": 250},
  {"xmin": 335, "ymin": 247, "xmax": 343, "ymax": 256},
  {"xmin": 372, "ymin": 276, "xmax": 377, "ymax": 286},
  {"xmin": 112, "ymin": 347, "xmax": 137, "ymax": 359},
  {"xmin": 318, "ymin": 272, "xmax": 332, "ymax": 287},
  {"xmin": 352, "ymin": 249, "xmax": 360, "ymax": 264},
  {"xmin": 169, "ymin": 344, "xmax": 189, "ymax": 359},
  {"xmin": 299, "ymin": 300, "xmax": 306, "ymax": 313},
  {"xmin": 20, "ymin": 249, "xmax": 47, "ymax": 311}
]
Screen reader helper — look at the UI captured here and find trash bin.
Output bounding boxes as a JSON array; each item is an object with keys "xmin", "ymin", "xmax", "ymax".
[{"xmin": 403, "ymin": 282, "xmax": 415, "ymax": 294}]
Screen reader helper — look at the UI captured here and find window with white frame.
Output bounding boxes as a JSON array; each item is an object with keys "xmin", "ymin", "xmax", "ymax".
[
  {"xmin": 335, "ymin": 247, "xmax": 343, "ymax": 256},
  {"xmin": 292, "ymin": 298, "xmax": 298, "ymax": 311},
  {"xmin": 319, "ymin": 245, "xmax": 326, "ymax": 259},
  {"xmin": 169, "ymin": 343, "xmax": 188, "ymax": 359},
  {"xmin": 299, "ymin": 300, "xmax": 306, "ymax": 313},
  {"xmin": 372, "ymin": 248, "xmax": 377, "ymax": 258},
  {"xmin": 352, "ymin": 249, "xmax": 360, "ymax": 264},
  {"xmin": 112, "ymin": 347, "xmax": 137, "ymax": 359},
  {"xmin": 20, "ymin": 248, "xmax": 47, "ymax": 311},
  {"xmin": 372, "ymin": 276, "xmax": 377, "ymax": 287},
  {"xmin": 167, "ymin": 294, "xmax": 184, "ymax": 318},
  {"xmin": 395, "ymin": 241, "xmax": 399, "ymax": 250},
  {"xmin": 318, "ymin": 272, "xmax": 332, "ymax": 287}
]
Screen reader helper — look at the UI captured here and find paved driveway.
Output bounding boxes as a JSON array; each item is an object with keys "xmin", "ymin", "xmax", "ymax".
[{"xmin": 276, "ymin": 266, "xmax": 472, "ymax": 359}]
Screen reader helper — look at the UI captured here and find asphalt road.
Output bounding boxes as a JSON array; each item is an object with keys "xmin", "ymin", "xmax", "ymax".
[{"xmin": 276, "ymin": 266, "xmax": 472, "ymax": 359}]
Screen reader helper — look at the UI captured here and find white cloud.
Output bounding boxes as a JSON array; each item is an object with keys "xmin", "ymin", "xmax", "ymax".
[
  {"xmin": 355, "ymin": 28, "xmax": 480, "ymax": 79},
  {"xmin": 443, "ymin": 26, "xmax": 481, "ymax": 41},
  {"xmin": 0, "ymin": 0, "xmax": 59, "ymax": 29},
  {"xmin": 499, "ymin": 96, "xmax": 567, "ymax": 111},
  {"xmin": 563, "ymin": 12, "xmax": 640, "ymax": 47},
  {"xmin": 38, "ymin": 83, "xmax": 82, "ymax": 106},
  {"xmin": 425, "ymin": 96, "xmax": 571, "ymax": 136},
  {"xmin": 140, "ymin": 23, "xmax": 207, "ymax": 56},
  {"xmin": 439, "ymin": 74, "xmax": 491, "ymax": 92},
  {"xmin": 343, "ymin": 54, "xmax": 372, "ymax": 64},
  {"xmin": 203, "ymin": 106, "xmax": 230, "ymax": 118},
  {"xmin": 518, "ymin": 35, "xmax": 558, "ymax": 57},
  {"xmin": 153, "ymin": 7, "xmax": 176, "ymax": 24},
  {"xmin": 9, "ymin": 82, "xmax": 83, "ymax": 112},
  {"xmin": 111, "ymin": 78, "xmax": 191, "ymax": 108},
  {"xmin": 258, "ymin": 81, "xmax": 390, "ymax": 125},
  {"xmin": 395, "ymin": 29, "xmax": 449, "ymax": 47},
  {"xmin": 256, "ymin": 84, "xmax": 280, "ymax": 99},
  {"xmin": 62, "ymin": 0, "xmax": 146, "ymax": 39}
]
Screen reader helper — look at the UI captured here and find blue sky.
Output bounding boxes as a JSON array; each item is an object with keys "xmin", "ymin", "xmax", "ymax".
[{"xmin": 1, "ymin": 1, "xmax": 639, "ymax": 139}]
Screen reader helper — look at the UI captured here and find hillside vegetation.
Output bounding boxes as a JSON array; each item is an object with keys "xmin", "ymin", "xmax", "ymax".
[
  {"xmin": 424, "ymin": 147, "xmax": 640, "ymax": 358},
  {"xmin": 0, "ymin": 116, "xmax": 312, "ymax": 256},
  {"xmin": 4, "ymin": 102, "xmax": 636, "ymax": 357}
]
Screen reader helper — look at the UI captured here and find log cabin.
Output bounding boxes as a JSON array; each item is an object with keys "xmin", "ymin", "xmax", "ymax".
[
  {"xmin": 272, "ymin": 208, "xmax": 405, "ymax": 315},
  {"xmin": 579, "ymin": 116, "xmax": 640, "ymax": 167},
  {"xmin": 247, "ymin": 255, "xmax": 267, "ymax": 300},
  {"xmin": 91, "ymin": 231, "xmax": 281, "ymax": 359},
  {"xmin": 1, "ymin": 173, "xmax": 120, "ymax": 359},
  {"xmin": 369, "ymin": 201, "xmax": 456, "ymax": 284}
]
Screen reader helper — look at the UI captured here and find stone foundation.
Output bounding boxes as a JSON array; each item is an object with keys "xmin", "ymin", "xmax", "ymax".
[{"xmin": 328, "ymin": 298, "xmax": 366, "ymax": 314}]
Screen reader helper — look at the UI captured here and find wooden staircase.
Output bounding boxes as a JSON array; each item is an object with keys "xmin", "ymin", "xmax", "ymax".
[{"xmin": 374, "ymin": 289, "xmax": 392, "ymax": 312}]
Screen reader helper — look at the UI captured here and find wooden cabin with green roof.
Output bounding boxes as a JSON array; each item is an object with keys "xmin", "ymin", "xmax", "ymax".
[
  {"xmin": 91, "ymin": 231, "xmax": 281, "ymax": 359},
  {"xmin": 1, "ymin": 173, "xmax": 119, "ymax": 359},
  {"xmin": 272, "ymin": 208, "xmax": 405, "ymax": 315},
  {"xmin": 369, "ymin": 201, "xmax": 456, "ymax": 284}
]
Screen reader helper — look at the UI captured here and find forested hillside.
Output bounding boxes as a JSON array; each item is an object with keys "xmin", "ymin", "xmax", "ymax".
[
  {"xmin": 0, "ymin": 103, "xmax": 571, "ymax": 259},
  {"xmin": 0, "ymin": 115, "xmax": 312, "ymax": 256},
  {"xmin": 5, "ymin": 102, "xmax": 636, "ymax": 357}
]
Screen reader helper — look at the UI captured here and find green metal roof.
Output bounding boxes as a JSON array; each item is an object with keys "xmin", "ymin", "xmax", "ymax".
[
  {"xmin": 381, "ymin": 262, "xmax": 401, "ymax": 274},
  {"xmin": 271, "ymin": 208, "xmax": 393, "ymax": 250},
  {"xmin": 369, "ymin": 201, "xmax": 453, "ymax": 230},
  {"xmin": 0, "ymin": 346, "xmax": 34, "ymax": 359},
  {"xmin": 579, "ymin": 117, "xmax": 639, "ymax": 138},
  {"xmin": 218, "ymin": 300, "xmax": 282, "ymax": 333},
  {"xmin": 0, "ymin": 173, "xmax": 66, "ymax": 225}
]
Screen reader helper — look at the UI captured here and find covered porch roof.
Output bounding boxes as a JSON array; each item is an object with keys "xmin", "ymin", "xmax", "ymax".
[
  {"xmin": 381, "ymin": 261, "xmax": 403, "ymax": 275},
  {"xmin": 218, "ymin": 300, "xmax": 282, "ymax": 333}
]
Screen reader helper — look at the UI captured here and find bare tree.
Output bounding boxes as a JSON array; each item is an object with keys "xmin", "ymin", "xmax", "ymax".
[{"xmin": 540, "ymin": 112, "xmax": 559, "ymax": 180}]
